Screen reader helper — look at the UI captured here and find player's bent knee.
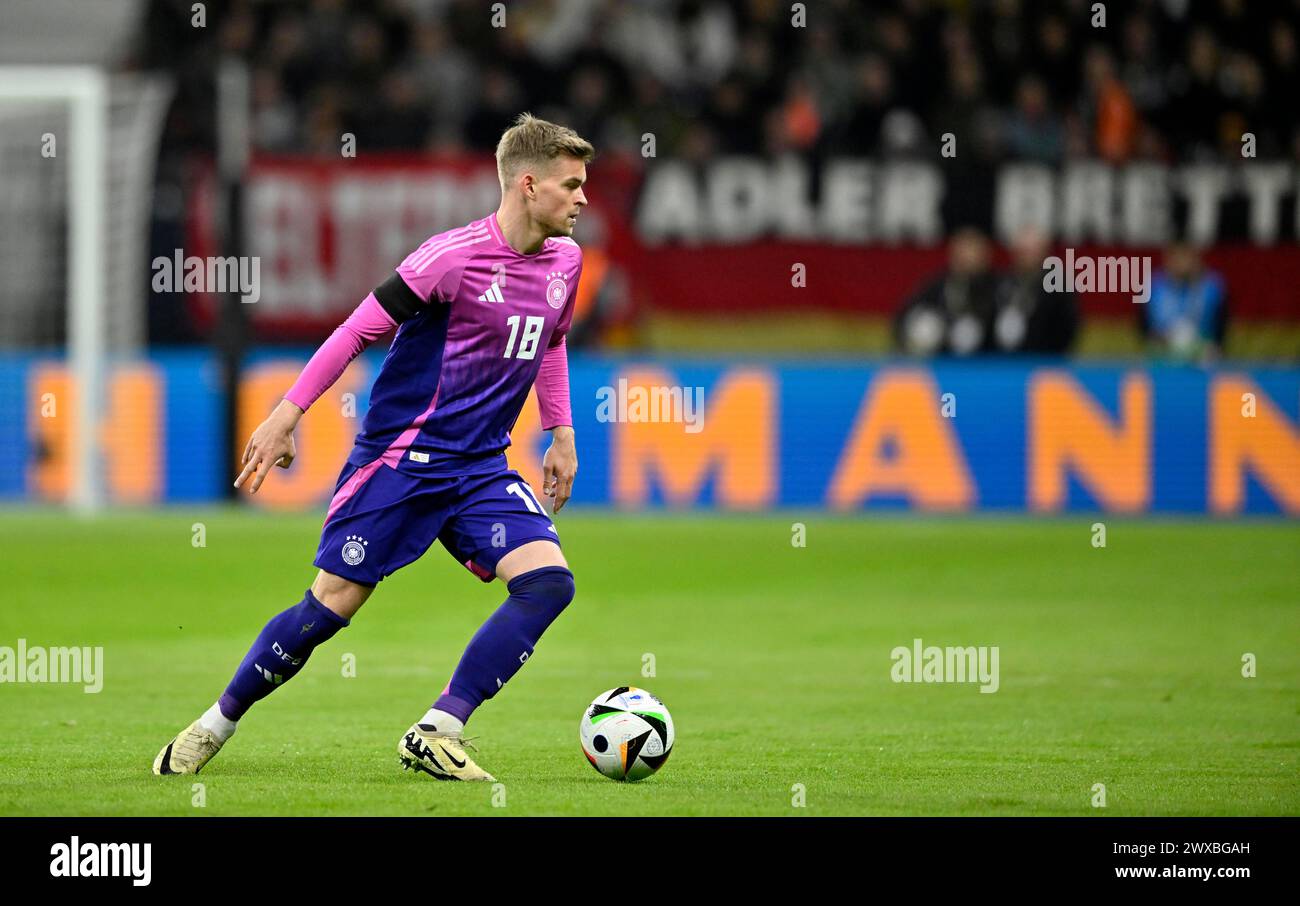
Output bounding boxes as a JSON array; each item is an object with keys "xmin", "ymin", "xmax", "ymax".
[
  {"xmin": 544, "ymin": 567, "xmax": 576, "ymax": 609},
  {"xmin": 508, "ymin": 565, "xmax": 576, "ymax": 616}
]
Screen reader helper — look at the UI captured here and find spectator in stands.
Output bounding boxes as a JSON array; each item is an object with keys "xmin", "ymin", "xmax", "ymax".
[
  {"xmin": 1140, "ymin": 243, "xmax": 1228, "ymax": 363},
  {"xmin": 356, "ymin": 70, "xmax": 432, "ymax": 150},
  {"xmin": 1004, "ymin": 74, "xmax": 1064, "ymax": 163},
  {"xmin": 894, "ymin": 228, "xmax": 998, "ymax": 357},
  {"xmin": 1082, "ymin": 44, "xmax": 1140, "ymax": 162},
  {"xmin": 1163, "ymin": 28, "xmax": 1227, "ymax": 160},
  {"xmin": 251, "ymin": 66, "xmax": 299, "ymax": 151},
  {"xmin": 831, "ymin": 54, "xmax": 890, "ymax": 156},
  {"xmin": 993, "ymin": 227, "xmax": 1078, "ymax": 355}
]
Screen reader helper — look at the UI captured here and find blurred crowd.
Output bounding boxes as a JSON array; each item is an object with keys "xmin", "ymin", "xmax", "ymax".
[
  {"xmin": 132, "ymin": 0, "xmax": 1279, "ymax": 357},
  {"xmin": 894, "ymin": 232, "xmax": 1227, "ymax": 360},
  {"xmin": 137, "ymin": 0, "xmax": 1300, "ymax": 164}
]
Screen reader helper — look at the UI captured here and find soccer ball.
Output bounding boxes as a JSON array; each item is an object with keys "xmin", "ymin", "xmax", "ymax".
[{"xmin": 579, "ymin": 686, "xmax": 674, "ymax": 782}]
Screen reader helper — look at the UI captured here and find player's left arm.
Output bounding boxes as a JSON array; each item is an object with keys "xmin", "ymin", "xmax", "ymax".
[
  {"xmin": 538, "ymin": 340, "xmax": 576, "ymax": 512},
  {"xmin": 537, "ymin": 252, "xmax": 582, "ymax": 512}
]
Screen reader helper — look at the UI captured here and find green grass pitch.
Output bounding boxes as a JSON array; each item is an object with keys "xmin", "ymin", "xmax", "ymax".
[{"xmin": 1, "ymin": 509, "xmax": 1296, "ymax": 816}]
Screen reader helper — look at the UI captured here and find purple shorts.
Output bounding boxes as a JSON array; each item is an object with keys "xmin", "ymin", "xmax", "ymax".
[{"xmin": 313, "ymin": 455, "xmax": 560, "ymax": 587}]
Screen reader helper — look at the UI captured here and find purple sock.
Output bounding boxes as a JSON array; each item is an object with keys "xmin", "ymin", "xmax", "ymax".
[
  {"xmin": 434, "ymin": 566, "xmax": 575, "ymax": 725},
  {"xmin": 218, "ymin": 590, "xmax": 349, "ymax": 721}
]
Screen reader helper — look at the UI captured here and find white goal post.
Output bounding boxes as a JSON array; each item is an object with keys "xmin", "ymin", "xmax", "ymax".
[
  {"xmin": 0, "ymin": 66, "xmax": 172, "ymax": 513},
  {"xmin": 3, "ymin": 67, "xmax": 106, "ymax": 514}
]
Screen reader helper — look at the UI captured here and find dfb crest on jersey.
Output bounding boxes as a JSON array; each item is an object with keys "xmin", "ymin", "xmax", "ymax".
[
  {"xmin": 545, "ymin": 271, "xmax": 567, "ymax": 310},
  {"xmin": 342, "ymin": 534, "xmax": 368, "ymax": 565}
]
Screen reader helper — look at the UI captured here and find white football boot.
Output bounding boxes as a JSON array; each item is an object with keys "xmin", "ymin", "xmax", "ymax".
[
  {"xmin": 398, "ymin": 723, "xmax": 496, "ymax": 782},
  {"xmin": 153, "ymin": 719, "xmax": 226, "ymax": 775}
]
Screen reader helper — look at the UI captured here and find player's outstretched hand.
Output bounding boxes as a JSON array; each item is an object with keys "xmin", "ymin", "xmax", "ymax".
[
  {"xmin": 542, "ymin": 425, "xmax": 578, "ymax": 513},
  {"xmin": 234, "ymin": 399, "xmax": 304, "ymax": 494}
]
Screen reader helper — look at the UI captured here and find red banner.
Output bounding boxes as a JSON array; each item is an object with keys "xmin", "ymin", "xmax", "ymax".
[{"xmin": 186, "ymin": 154, "xmax": 1300, "ymax": 339}]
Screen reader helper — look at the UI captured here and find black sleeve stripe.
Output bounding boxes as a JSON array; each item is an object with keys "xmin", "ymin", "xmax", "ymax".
[{"xmin": 373, "ymin": 272, "xmax": 425, "ymax": 323}]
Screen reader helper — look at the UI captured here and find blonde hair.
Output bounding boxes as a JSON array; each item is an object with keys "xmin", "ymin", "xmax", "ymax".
[{"xmin": 495, "ymin": 112, "xmax": 595, "ymax": 192}]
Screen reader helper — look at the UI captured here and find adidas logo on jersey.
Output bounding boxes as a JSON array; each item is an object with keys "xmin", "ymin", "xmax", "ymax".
[{"xmin": 477, "ymin": 281, "xmax": 505, "ymax": 304}]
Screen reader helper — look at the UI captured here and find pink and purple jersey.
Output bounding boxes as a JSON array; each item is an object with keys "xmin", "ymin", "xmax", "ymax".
[{"xmin": 350, "ymin": 213, "xmax": 581, "ymax": 474}]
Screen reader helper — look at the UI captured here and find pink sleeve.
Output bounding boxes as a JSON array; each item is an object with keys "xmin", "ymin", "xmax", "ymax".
[
  {"xmin": 535, "ymin": 336, "xmax": 572, "ymax": 430},
  {"xmin": 283, "ymin": 293, "xmax": 396, "ymax": 412}
]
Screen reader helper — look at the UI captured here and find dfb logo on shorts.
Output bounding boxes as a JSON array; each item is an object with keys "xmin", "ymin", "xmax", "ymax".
[{"xmin": 342, "ymin": 535, "xmax": 369, "ymax": 565}]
